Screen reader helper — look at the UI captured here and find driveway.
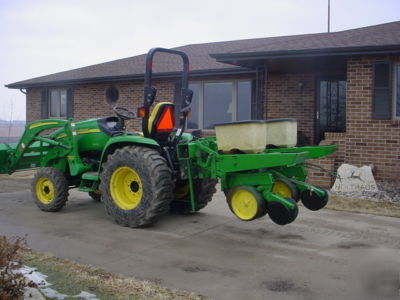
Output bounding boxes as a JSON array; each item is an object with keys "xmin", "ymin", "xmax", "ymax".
[{"xmin": 0, "ymin": 188, "xmax": 399, "ymax": 300}]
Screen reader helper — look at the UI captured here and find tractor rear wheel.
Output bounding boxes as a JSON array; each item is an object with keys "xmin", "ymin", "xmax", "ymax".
[
  {"xmin": 32, "ymin": 167, "xmax": 69, "ymax": 212},
  {"xmin": 99, "ymin": 146, "xmax": 174, "ymax": 227},
  {"xmin": 170, "ymin": 179, "xmax": 217, "ymax": 214},
  {"xmin": 89, "ymin": 191, "xmax": 101, "ymax": 202}
]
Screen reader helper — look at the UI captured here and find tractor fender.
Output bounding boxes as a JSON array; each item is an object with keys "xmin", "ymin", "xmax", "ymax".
[{"xmin": 98, "ymin": 135, "xmax": 160, "ymax": 170}]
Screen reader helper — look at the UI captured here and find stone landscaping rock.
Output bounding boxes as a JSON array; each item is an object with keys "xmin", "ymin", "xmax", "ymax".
[
  {"xmin": 332, "ymin": 164, "xmax": 378, "ymax": 193},
  {"xmin": 330, "ymin": 164, "xmax": 400, "ymax": 203}
]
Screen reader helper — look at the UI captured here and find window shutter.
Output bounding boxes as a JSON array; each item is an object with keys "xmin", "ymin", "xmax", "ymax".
[
  {"xmin": 40, "ymin": 89, "xmax": 49, "ymax": 119},
  {"xmin": 372, "ymin": 62, "xmax": 392, "ymax": 119},
  {"xmin": 66, "ymin": 88, "xmax": 74, "ymax": 119},
  {"xmin": 173, "ymin": 82, "xmax": 182, "ymax": 124}
]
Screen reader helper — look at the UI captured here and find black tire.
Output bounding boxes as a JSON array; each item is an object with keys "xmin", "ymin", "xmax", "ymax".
[
  {"xmin": 268, "ymin": 198, "xmax": 298, "ymax": 225},
  {"xmin": 170, "ymin": 179, "xmax": 217, "ymax": 214},
  {"xmin": 31, "ymin": 167, "xmax": 69, "ymax": 212},
  {"xmin": 300, "ymin": 187, "xmax": 329, "ymax": 211},
  {"xmin": 89, "ymin": 191, "xmax": 101, "ymax": 202},
  {"xmin": 99, "ymin": 146, "xmax": 174, "ymax": 227}
]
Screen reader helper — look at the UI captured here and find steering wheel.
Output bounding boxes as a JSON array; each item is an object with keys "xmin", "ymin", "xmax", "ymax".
[{"xmin": 113, "ymin": 106, "xmax": 136, "ymax": 120}]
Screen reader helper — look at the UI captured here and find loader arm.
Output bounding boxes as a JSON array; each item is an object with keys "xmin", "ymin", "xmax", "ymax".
[{"xmin": 3, "ymin": 119, "xmax": 88, "ymax": 175}]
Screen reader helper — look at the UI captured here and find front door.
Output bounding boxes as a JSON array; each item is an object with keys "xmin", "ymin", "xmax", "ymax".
[{"xmin": 316, "ymin": 79, "xmax": 346, "ymax": 143}]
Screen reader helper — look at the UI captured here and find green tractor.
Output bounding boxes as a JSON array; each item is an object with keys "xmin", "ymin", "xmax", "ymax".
[{"xmin": 0, "ymin": 48, "xmax": 335, "ymax": 227}]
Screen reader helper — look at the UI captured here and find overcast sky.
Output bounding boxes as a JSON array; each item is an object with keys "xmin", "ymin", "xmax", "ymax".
[{"xmin": 0, "ymin": 0, "xmax": 399, "ymax": 120}]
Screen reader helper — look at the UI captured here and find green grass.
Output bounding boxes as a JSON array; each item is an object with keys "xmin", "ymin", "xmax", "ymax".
[
  {"xmin": 22, "ymin": 251, "xmax": 207, "ymax": 300},
  {"xmin": 326, "ymin": 194, "xmax": 400, "ymax": 218}
]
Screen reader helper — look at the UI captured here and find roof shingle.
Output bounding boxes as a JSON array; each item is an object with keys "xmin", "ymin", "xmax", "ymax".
[{"xmin": 7, "ymin": 21, "xmax": 400, "ymax": 88}]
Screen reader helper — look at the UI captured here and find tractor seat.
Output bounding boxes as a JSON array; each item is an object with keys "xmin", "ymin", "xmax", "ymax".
[
  {"xmin": 97, "ymin": 116, "xmax": 125, "ymax": 136},
  {"xmin": 148, "ymin": 102, "xmax": 175, "ymax": 137}
]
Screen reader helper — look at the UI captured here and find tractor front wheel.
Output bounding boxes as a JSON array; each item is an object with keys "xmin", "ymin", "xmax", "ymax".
[
  {"xmin": 100, "ymin": 146, "xmax": 174, "ymax": 227},
  {"xmin": 32, "ymin": 167, "xmax": 69, "ymax": 212}
]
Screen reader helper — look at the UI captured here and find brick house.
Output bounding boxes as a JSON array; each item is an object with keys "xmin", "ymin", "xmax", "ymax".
[{"xmin": 6, "ymin": 21, "xmax": 400, "ymax": 187}]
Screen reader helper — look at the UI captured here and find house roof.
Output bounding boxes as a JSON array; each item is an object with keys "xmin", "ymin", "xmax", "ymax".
[{"xmin": 7, "ymin": 21, "xmax": 400, "ymax": 89}]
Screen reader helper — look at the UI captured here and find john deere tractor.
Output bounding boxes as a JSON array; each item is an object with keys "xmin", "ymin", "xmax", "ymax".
[{"xmin": 0, "ymin": 48, "xmax": 335, "ymax": 227}]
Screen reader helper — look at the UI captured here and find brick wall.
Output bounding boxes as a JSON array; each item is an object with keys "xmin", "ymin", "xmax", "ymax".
[
  {"xmin": 308, "ymin": 55, "xmax": 400, "ymax": 186},
  {"xmin": 266, "ymin": 73, "xmax": 315, "ymax": 143},
  {"xmin": 345, "ymin": 56, "xmax": 400, "ymax": 181},
  {"xmin": 26, "ymin": 79, "xmax": 176, "ymax": 131},
  {"xmin": 26, "ymin": 74, "xmax": 254, "ymax": 131},
  {"xmin": 26, "ymin": 88, "xmax": 41, "ymax": 123},
  {"xmin": 307, "ymin": 132, "xmax": 346, "ymax": 188}
]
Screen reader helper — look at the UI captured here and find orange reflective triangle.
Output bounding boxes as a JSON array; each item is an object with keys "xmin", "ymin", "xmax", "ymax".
[{"xmin": 156, "ymin": 106, "xmax": 175, "ymax": 132}]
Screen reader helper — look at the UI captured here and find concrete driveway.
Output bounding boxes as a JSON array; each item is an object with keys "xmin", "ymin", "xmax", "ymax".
[{"xmin": 1, "ymin": 188, "xmax": 399, "ymax": 300}]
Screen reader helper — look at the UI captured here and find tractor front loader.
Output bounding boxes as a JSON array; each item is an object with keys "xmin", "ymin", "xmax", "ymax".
[{"xmin": 0, "ymin": 48, "xmax": 336, "ymax": 227}]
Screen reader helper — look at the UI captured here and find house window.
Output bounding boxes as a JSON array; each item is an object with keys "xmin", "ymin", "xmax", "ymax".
[
  {"xmin": 394, "ymin": 64, "xmax": 400, "ymax": 119},
  {"xmin": 187, "ymin": 80, "xmax": 252, "ymax": 129},
  {"xmin": 49, "ymin": 89, "xmax": 67, "ymax": 118}
]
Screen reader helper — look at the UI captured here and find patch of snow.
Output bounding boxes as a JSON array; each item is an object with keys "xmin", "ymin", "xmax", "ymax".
[
  {"xmin": 18, "ymin": 266, "xmax": 48, "ymax": 287},
  {"xmin": 40, "ymin": 287, "xmax": 68, "ymax": 299},
  {"xmin": 17, "ymin": 265, "xmax": 99, "ymax": 300},
  {"xmin": 73, "ymin": 291, "xmax": 99, "ymax": 299}
]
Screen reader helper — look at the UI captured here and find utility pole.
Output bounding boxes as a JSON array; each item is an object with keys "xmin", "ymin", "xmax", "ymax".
[{"xmin": 328, "ymin": 0, "xmax": 331, "ymax": 32}]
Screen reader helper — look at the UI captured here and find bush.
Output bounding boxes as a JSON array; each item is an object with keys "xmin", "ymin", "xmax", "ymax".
[{"xmin": 0, "ymin": 236, "xmax": 36, "ymax": 300}]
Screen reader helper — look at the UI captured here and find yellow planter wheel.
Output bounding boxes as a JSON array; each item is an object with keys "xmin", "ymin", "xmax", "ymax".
[
  {"xmin": 31, "ymin": 167, "xmax": 69, "ymax": 212},
  {"xmin": 227, "ymin": 186, "xmax": 267, "ymax": 221},
  {"xmin": 272, "ymin": 178, "xmax": 299, "ymax": 202}
]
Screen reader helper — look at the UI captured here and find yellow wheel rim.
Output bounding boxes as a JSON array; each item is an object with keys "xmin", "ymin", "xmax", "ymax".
[
  {"xmin": 110, "ymin": 166, "xmax": 143, "ymax": 210},
  {"xmin": 272, "ymin": 181, "xmax": 293, "ymax": 198},
  {"xmin": 231, "ymin": 189, "xmax": 258, "ymax": 220},
  {"xmin": 36, "ymin": 177, "xmax": 55, "ymax": 204},
  {"xmin": 174, "ymin": 184, "xmax": 190, "ymax": 199}
]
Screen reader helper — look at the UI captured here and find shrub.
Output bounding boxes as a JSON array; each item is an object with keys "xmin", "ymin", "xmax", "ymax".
[{"xmin": 0, "ymin": 236, "xmax": 36, "ymax": 300}]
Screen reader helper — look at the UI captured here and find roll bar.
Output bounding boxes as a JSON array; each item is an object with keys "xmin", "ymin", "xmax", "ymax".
[{"xmin": 141, "ymin": 47, "xmax": 193, "ymax": 142}]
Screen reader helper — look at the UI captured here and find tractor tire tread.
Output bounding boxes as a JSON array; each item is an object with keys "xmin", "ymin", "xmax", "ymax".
[
  {"xmin": 31, "ymin": 167, "xmax": 69, "ymax": 212},
  {"xmin": 100, "ymin": 146, "xmax": 173, "ymax": 227}
]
